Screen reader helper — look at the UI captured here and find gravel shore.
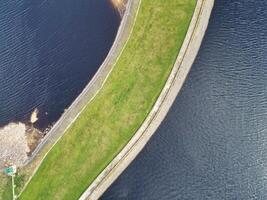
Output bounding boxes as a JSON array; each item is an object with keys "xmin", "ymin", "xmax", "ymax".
[{"xmin": 0, "ymin": 123, "xmax": 29, "ymax": 169}]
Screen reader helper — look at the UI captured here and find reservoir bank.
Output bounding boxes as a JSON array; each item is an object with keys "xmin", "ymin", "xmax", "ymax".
[
  {"xmin": 102, "ymin": 0, "xmax": 267, "ymax": 199},
  {"xmin": 19, "ymin": 0, "xmax": 201, "ymax": 199},
  {"xmin": 80, "ymin": 0, "xmax": 214, "ymax": 199},
  {"xmin": 0, "ymin": 0, "xmax": 120, "ymax": 166}
]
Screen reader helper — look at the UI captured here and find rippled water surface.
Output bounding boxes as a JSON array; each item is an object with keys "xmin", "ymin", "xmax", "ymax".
[
  {"xmin": 0, "ymin": 0, "xmax": 120, "ymax": 129},
  {"xmin": 102, "ymin": 0, "xmax": 267, "ymax": 199}
]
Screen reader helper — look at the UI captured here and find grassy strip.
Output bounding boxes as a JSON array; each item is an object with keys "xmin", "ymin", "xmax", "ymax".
[
  {"xmin": 0, "ymin": 175, "xmax": 12, "ymax": 200},
  {"xmin": 20, "ymin": 0, "xmax": 196, "ymax": 199}
]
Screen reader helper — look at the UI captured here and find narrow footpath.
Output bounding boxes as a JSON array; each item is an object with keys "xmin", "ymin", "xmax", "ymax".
[{"xmin": 80, "ymin": 0, "xmax": 215, "ymax": 199}]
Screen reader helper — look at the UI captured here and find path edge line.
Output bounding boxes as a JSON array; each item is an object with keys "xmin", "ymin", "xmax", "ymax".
[
  {"xmin": 18, "ymin": 0, "xmax": 140, "ymax": 197},
  {"xmin": 79, "ymin": 0, "xmax": 215, "ymax": 199}
]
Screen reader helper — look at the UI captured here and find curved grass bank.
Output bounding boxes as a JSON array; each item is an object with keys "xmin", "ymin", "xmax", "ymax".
[{"xmin": 20, "ymin": 0, "xmax": 196, "ymax": 199}]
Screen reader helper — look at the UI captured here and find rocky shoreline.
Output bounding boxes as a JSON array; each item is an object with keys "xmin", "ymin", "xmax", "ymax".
[
  {"xmin": 111, "ymin": 0, "xmax": 128, "ymax": 17},
  {"xmin": 0, "ymin": 110, "xmax": 50, "ymax": 169},
  {"xmin": 0, "ymin": 123, "xmax": 29, "ymax": 168}
]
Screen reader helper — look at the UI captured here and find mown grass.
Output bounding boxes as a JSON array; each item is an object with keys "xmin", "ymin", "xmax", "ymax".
[
  {"xmin": 0, "ymin": 175, "xmax": 12, "ymax": 200},
  {"xmin": 20, "ymin": 0, "xmax": 196, "ymax": 199}
]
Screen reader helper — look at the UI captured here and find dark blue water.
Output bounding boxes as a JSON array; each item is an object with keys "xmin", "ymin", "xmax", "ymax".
[
  {"xmin": 101, "ymin": 0, "xmax": 267, "ymax": 199},
  {"xmin": 0, "ymin": 0, "xmax": 120, "ymax": 130}
]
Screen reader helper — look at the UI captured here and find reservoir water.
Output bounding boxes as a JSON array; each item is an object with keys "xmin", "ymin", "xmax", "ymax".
[
  {"xmin": 0, "ymin": 0, "xmax": 120, "ymax": 130},
  {"xmin": 102, "ymin": 0, "xmax": 267, "ymax": 199}
]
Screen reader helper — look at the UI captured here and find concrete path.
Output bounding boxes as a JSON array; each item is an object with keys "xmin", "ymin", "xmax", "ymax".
[
  {"xmin": 23, "ymin": 0, "xmax": 139, "ymax": 167},
  {"xmin": 79, "ymin": 0, "xmax": 215, "ymax": 199},
  {"xmin": 18, "ymin": 0, "xmax": 142, "ymax": 197}
]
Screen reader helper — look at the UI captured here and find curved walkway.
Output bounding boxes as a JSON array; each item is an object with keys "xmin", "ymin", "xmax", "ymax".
[
  {"xmin": 19, "ymin": 1, "xmax": 203, "ymax": 199},
  {"xmin": 79, "ymin": 0, "xmax": 214, "ymax": 199},
  {"xmin": 23, "ymin": 0, "xmax": 139, "ymax": 166},
  {"xmin": 17, "ymin": 0, "xmax": 141, "ymax": 197}
]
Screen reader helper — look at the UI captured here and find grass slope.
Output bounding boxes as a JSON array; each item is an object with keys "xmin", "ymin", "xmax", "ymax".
[
  {"xmin": 0, "ymin": 175, "xmax": 12, "ymax": 200},
  {"xmin": 20, "ymin": 0, "xmax": 196, "ymax": 199}
]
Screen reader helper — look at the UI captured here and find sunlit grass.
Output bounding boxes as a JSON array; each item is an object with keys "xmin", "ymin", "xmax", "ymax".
[{"xmin": 20, "ymin": 0, "xmax": 196, "ymax": 199}]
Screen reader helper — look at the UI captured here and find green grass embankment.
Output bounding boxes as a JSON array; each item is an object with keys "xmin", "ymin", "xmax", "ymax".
[
  {"xmin": 20, "ymin": 0, "xmax": 196, "ymax": 199},
  {"xmin": 0, "ymin": 175, "xmax": 12, "ymax": 200}
]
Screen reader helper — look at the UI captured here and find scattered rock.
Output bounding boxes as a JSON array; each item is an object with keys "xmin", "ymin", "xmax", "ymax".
[
  {"xmin": 30, "ymin": 108, "xmax": 39, "ymax": 124},
  {"xmin": 0, "ymin": 123, "xmax": 29, "ymax": 169},
  {"xmin": 111, "ymin": 0, "xmax": 128, "ymax": 17},
  {"xmin": 25, "ymin": 125, "xmax": 43, "ymax": 154}
]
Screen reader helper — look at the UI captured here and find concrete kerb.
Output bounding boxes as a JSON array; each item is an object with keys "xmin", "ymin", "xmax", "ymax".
[
  {"xmin": 18, "ymin": 0, "xmax": 140, "ymax": 197},
  {"xmin": 79, "ymin": 0, "xmax": 214, "ymax": 199},
  {"xmin": 24, "ymin": 0, "xmax": 138, "ymax": 167}
]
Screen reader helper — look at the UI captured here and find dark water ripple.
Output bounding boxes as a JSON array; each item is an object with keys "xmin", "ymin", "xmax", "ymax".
[
  {"xmin": 102, "ymin": 0, "xmax": 267, "ymax": 199},
  {"xmin": 0, "ymin": 0, "xmax": 120, "ymax": 129}
]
